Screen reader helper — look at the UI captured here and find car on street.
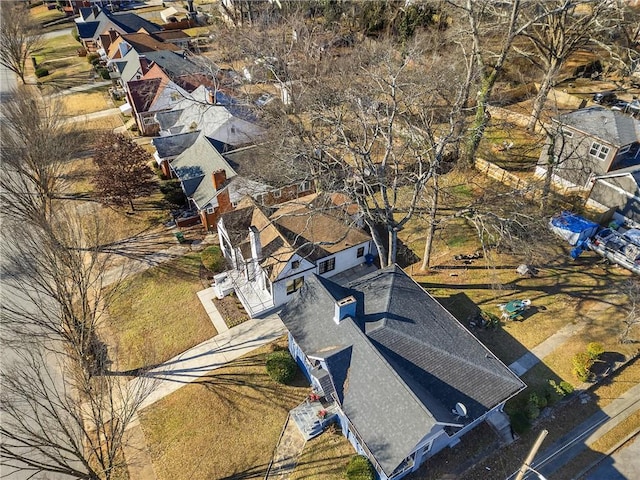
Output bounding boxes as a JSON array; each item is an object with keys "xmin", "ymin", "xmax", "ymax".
[{"xmin": 593, "ymin": 91, "xmax": 617, "ymax": 105}]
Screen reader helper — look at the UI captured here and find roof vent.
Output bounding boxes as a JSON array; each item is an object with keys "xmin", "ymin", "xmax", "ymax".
[{"xmin": 334, "ymin": 296, "xmax": 356, "ymax": 324}]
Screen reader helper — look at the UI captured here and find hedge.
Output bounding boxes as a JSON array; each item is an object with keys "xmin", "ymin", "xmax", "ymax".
[
  {"xmin": 35, "ymin": 68, "xmax": 49, "ymax": 78},
  {"xmin": 346, "ymin": 455, "xmax": 375, "ymax": 480},
  {"xmin": 265, "ymin": 350, "xmax": 297, "ymax": 384}
]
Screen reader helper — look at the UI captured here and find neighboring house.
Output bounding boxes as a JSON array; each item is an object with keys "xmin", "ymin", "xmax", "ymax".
[
  {"xmin": 216, "ymin": 193, "xmax": 372, "ymax": 318},
  {"xmin": 152, "ymin": 131, "xmax": 201, "ymax": 178},
  {"xmin": 126, "ymin": 75, "xmax": 190, "ymax": 136},
  {"xmin": 536, "ymin": 106, "xmax": 640, "ymax": 191},
  {"xmin": 586, "ymin": 166, "xmax": 640, "ymax": 228},
  {"xmin": 75, "ymin": 6, "xmax": 161, "ymax": 53},
  {"xmin": 169, "ymin": 135, "xmax": 270, "ymax": 230},
  {"xmin": 155, "ymin": 85, "xmax": 264, "ymax": 149},
  {"xmin": 280, "ymin": 265, "xmax": 526, "ymax": 480}
]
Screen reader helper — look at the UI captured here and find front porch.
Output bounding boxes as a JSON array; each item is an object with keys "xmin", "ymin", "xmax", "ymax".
[
  {"xmin": 226, "ymin": 269, "xmax": 275, "ymax": 318},
  {"xmin": 290, "ymin": 396, "xmax": 340, "ymax": 441}
]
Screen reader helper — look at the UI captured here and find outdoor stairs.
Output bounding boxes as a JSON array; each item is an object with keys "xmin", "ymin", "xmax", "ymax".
[{"xmin": 290, "ymin": 398, "xmax": 340, "ymax": 441}]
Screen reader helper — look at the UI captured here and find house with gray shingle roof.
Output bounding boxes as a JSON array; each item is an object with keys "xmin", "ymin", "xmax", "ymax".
[
  {"xmin": 280, "ymin": 266, "xmax": 526, "ymax": 480},
  {"xmin": 536, "ymin": 106, "xmax": 640, "ymax": 190}
]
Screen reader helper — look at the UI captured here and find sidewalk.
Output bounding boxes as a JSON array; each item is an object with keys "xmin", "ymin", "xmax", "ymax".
[
  {"xmin": 48, "ymin": 80, "xmax": 112, "ymax": 97},
  {"xmin": 130, "ymin": 313, "xmax": 287, "ymax": 412},
  {"xmin": 527, "ymin": 382, "xmax": 640, "ymax": 478}
]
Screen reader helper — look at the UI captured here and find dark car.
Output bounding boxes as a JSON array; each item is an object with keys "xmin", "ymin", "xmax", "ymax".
[{"xmin": 593, "ymin": 91, "xmax": 618, "ymax": 105}]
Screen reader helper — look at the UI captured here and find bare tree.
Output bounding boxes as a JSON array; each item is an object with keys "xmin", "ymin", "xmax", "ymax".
[
  {"xmin": 92, "ymin": 133, "xmax": 156, "ymax": 212},
  {"xmin": 620, "ymin": 279, "xmax": 640, "ymax": 344},
  {"xmin": 1, "ymin": 344, "xmax": 153, "ymax": 479},
  {"xmin": 0, "ymin": 1, "xmax": 43, "ymax": 84},
  {"xmin": 0, "ymin": 86, "xmax": 83, "ymax": 223},
  {"xmin": 592, "ymin": 0, "xmax": 640, "ymax": 78},
  {"xmin": 519, "ymin": 0, "xmax": 613, "ymax": 130},
  {"xmin": 1, "ymin": 205, "xmax": 122, "ymax": 375}
]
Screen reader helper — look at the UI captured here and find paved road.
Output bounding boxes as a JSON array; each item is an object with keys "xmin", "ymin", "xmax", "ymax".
[
  {"xmin": 584, "ymin": 434, "xmax": 640, "ymax": 480},
  {"xmin": 527, "ymin": 383, "xmax": 640, "ymax": 478}
]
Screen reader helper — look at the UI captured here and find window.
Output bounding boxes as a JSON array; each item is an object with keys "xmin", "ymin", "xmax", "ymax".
[
  {"xmin": 286, "ymin": 277, "xmax": 304, "ymax": 295},
  {"xmin": 318, "ymin": 257, "xmax": 335, "ymax": 274},
  {"xmin": 589, "ymin": 141, "xmax": 610, "ymax": 161},
  {"xmin": 357, "ymin": 247, "xmax": 365, "ymax": 258},
  {"xmin": 298, "ymin": 181, "xmax": 311, "ymax": 192},
  {"xmin": 206, "ymin": 207, "xmax": 215, "ymax": 215},
  {"xmin": 561, "ymin": 129, "xmax": 573, "ymax": 138},
  {"xmin": 142, "ymin": 116, "xmax": 156, "ymax": 126},
  {"xmin": 291, "ymin": 260, "xmax": 300, "ymax": 269},
  {"xmin": 272, "ymin": 189, "xmax": 281, "ymax": 198}
]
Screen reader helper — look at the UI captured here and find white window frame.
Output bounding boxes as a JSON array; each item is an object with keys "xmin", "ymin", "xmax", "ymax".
[
  {"xmin": 589, "ymin": 141, "xmax": 610, "ymax": 161},
  {"xmin": 286, "ymin": 277, "xmax": 304, "ymax": 295},
  {"xmin": 291, "ymin": 260, "xmax": 300, "ymax": 269},
  {"xmin": 206, "ymin": 207, "xmax": 215, "ymax": 214},
  {"xmin": 298, "ymin": 181, "xmax": 311, "ymax": 192},
  {"xmin": 272, "ymin": 189, "xmax": 282, "ymax": 198},
  {"xmin": 561, "ymin": 128, "xmax": 573, "ymax": 138},
  {"xmin": 357, "ymin": 246, "xmax": 365, "ymax": 258}
]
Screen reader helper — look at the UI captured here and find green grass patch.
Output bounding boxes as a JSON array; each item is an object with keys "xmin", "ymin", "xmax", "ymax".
[
  {"xmin": 30, "ymin": 3, "xmax": 66, "ymax": 24},
  {"xmin": 108, "ymin": 253, "xmax": 216, "ymax": 371},
  {"xmin": 139, "ymin": 340, "xmax": 309, "ymax": 480}
]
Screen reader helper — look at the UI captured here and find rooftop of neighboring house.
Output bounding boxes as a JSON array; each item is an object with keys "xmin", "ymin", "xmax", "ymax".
[
  {"xmin": 76, "ymin": 7, "xmax": 161, "ymax": 41},
  {"xmin": 152, "ymin": 131, "xmax": 201, "ymax": 159},
  {"xmin": 555, "ymin": 106, "xmax": 640, "ymax": 147},
  {"xmin": 219, "ymin": 193, "xmax": 371, "ymax": 280},
  {"xmin": 118, "ymin": 32, "xmax": 183, "ymax": 54},
  {"xmin": 223, "ymin": 144, "xmax": 310, "ymax": 187},
  {"xmin": 170, "ymin": 135, "xmax": 269, "ymax": 210},
  {"xmin": 280, "ymin": 265, "xmax": 526, "ymax": 478},
  {"xmin": 127, "ymin": 77, "xmax": 189, "ymax": 115},
  {"xmin": 154, "ymin": 30, "xmax": 191, "ymax": 42},
  {"xmin": 154, "ymin": 86, "xmax": 264, "ymax": 146}
]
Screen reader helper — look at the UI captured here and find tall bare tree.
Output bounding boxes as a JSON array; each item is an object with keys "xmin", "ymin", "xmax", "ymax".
[
  {"xmin": 1, "ymin": 343, "xmax": 153, "ymax": 479},
  {"xmin": 519, "ymin": 0, "xmax": 613, "ymax": 130},
  {"xmin": 0, "ymin": 1, "xmax": 43, "ymax": 84}
]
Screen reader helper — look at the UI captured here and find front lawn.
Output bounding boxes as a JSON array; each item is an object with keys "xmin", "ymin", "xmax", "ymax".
[
  {"xmin": 290, "ymin": 428, "xmax": 355, "ymax": 480},
  {"xmin": 108, "ymin": 253, "xmax": 216, "ymax": 372},
  {"xmin": 138, "ymin": 340, "xmax": 309, "ymax": 480}
]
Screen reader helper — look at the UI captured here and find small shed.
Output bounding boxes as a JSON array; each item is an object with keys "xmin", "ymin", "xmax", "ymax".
[{"xmin": 549, "ymin": 211, "xmax": 599, "ymax": 246}]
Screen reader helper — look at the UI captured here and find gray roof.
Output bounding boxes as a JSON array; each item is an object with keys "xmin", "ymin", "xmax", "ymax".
[
  {"xmin": 156, "ymin": 109, "xmax": 186, "ymax": 131},
  {"xmin": 557, "ymin": 106, "xmax": 640, "ymax": 147},
  {"xmin": 170, "ymin": 135, "xmax": 236, "ymax": 209},
  {"xmin": 280, "ymin": 266, "xmax": 525, "ymax": 477},
  {"xmin": 76, "ymin": 8, "xmax": 160, "ymax": 41},
  {"xmin": 143, "ymin": 50, "xmax": 203, "ymax": 78},
  {"xmin": 152, "ymin": 131, "xmax": 200, "ymax": 159}
]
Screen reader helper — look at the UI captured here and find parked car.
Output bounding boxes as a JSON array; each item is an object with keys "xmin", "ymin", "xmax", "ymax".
[
  {"xmin": 611, "ymin": 100, "xmax": 629, "ymax": 111},
  {"xmin": 593, "ymin": 91, "xmax": 617, "ymax": 105},
  {"xmin": 627, "ymin": 99, "xmax": 640, "ymax": 116}
]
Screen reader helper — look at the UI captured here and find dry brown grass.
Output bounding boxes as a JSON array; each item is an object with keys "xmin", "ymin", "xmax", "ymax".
[
  {"xmin": 290, "ymin": 427, "xmax": 355, "ymax": 480},
  {"xmin": 108, "ymin": 253, "xmax": 216, "ymax": 372},
  {"xmin": 139, "ymin": 340, "xmax": 309, "ymax": 480},
  {"xmin": 82, "ymin": 115, "xmax": 125, "ymax": 132},
  {"xmin": 60, "ymin": 91, "xmax": 111, "ymax": 116}
]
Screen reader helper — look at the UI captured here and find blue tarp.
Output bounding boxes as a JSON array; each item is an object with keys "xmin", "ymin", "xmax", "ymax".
[{"xmin": 549, "ymin": 211, "xmax": 599, "ymax": 246}]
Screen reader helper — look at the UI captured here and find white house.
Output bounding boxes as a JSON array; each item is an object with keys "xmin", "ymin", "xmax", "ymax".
[{"xmin": 216, "ymin": 194, "xmax": 374, "ymax": 317}]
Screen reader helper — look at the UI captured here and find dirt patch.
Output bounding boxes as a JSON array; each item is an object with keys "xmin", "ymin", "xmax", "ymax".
[{"xmin": 212, "ymin": 295, "xmax": 249, "ymax": 328}]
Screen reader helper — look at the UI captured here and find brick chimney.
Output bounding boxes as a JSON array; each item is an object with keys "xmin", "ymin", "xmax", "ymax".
[
  {"xmin": 334, "ymin": 296, "xmax": 356, "ymax": 324},
  {"xmin": 212, "ymin": 169, "xmax": 227, "ymax": 189}
]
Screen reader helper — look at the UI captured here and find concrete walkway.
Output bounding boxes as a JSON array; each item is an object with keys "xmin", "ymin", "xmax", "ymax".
[
  {"xmin": 130, "ymin": 314, "xmax": 287, "ymax": 412},
  {"xmin": 509, "ymin": 321, "xmax": 586, "ymax": 376},
  {"xmin": 197, "ymin": 287, "xmax": 229, "ymax": 333},
  {"xmin": 48, "ymin": 80, "xmax": 112, "ymax": 97},
  {"xmin": 510, "ymin": 383, "xmax": 640, "ymax": 479},
  {"xmin": 62, "ymin": 107, "xmax": 122, "ymax": 125}
]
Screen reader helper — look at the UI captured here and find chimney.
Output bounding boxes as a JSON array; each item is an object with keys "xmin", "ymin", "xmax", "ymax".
[
  {"xmin": 334, "ymin": 296, "xmax": 356, "ymax": 324},
  {"xmin": 91, "ymin": 5, "xmax": 99, "ymax": 17},
  {"xmin": 212, "ymin": 169, "xmax": 227, "ymax": 189},
  {"xmin": 249, "ymin": 226, "xmax": 262, "ymax": 261},
  {"xmin": 206, "ymin": 87, "xmax": 214, "ymax": 105}
]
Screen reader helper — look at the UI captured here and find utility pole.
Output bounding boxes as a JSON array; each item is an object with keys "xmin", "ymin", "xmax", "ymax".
[{"xmin": 515, "ymin": 429, "xmax": 549, "ymax": 480}]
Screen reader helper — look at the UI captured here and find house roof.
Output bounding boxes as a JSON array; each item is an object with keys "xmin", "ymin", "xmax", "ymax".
[
  {"xmin": 171, "ymin": 135, "xmax": 237, "ymax": 209},
  {"xmin": 154, "ymin": 30, "xmax": 190, "ymax": 42},
  {"xmin": 143, "ymin": 50, "xmax": 203, "ymax": 79},
  {"xmin": 152, "ymin": 131, "xmax": 201, "ymax": 159},
  {"xmin": 223, "ymin": 144, "xmax": 309, "ymax": 187},
  {"xmin": 556, "ymin": 106, "xmax": 640, "ymax": 147},
  {"xmin": 280, "ymin": 266, "xmax": 526, "ymax": 477},
  {"xmin": 219, "ymin": 194, "xmax": 371, "ymax": 281},
  {"xmin": 76, "ymin": 9, "xmax": 161, "ymax": 41},
  {"xmin": 154, "ymin": 86, "xmax": 265, "ymax": 147},
  {"xmin": 127, "ymin": 77, "xmax": 163, "ymax": 113},
  {"xmin": 119, "ymin": 33, "xmax": 182, "ymax": 54},
  {"xmin": 77, "ymin": 21, "xmax": 100, "ymax": 40}
]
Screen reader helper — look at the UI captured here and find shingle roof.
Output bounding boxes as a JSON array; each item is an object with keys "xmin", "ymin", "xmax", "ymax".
[
  {"xmin": 107, "ymin": 11, "xmax": 161, "ymax": 34},
  {"xmin": 77, "ymin": 21, "xmax": 100, "ymax": 40},
  {"xmin": 152, "ymin": 131, "xmax": 201, "ymax": 159},
  {"xmin": 280, "ymin": 266, "xmax": 525, "ymax": 477},
  {"xmin": 119, "ymin": 33, "xmax": 181, "ymax": 53},
  {"xmin": 170, "ymin": 135, "xmax": 236, "ymax": 209},
  {"xmin": 557, "ymin": 106, "xmax": 640, "ymax": 146},
  {"xmin": 144, "ymin": 50, "xmax": 203, "ymax": 78}
]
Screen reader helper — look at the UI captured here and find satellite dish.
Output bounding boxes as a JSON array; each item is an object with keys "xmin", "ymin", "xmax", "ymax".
[{"xmin": 454, "ymin": 402, "xmax": 468, "ymax": 418}]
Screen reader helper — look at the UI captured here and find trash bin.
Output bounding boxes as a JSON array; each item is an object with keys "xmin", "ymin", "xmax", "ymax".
[{"xmin": 174, "ymin": 232, "xmax": 185, "ymax": 243}]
